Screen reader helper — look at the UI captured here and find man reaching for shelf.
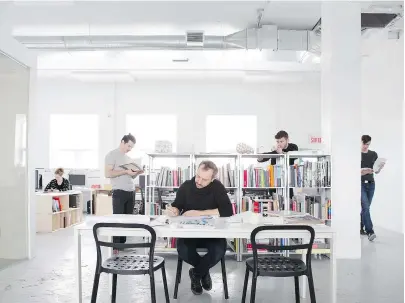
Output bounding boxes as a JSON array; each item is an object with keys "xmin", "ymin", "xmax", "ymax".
[
  {"xmin": 258, "ymin": 130, "xmax": 298, "ymax": 199},
  {"xmin": 166, "ymin": 160, "xmax": 233, "ymax": 296}
]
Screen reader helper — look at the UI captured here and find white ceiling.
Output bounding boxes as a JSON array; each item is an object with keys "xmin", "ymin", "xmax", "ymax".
[
  {"xmin": 0, "ymin": 1, "xmax": 401, "ymax": 80},
  {"xmin": 5, "ymin": 1, "xmax": 322, "ymax": 36},
  {"xmin": 4, "ymin": 1, "xmax": 402, "ymax": 36}
]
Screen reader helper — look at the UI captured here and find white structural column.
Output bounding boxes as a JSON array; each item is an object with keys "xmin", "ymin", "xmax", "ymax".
[
  {"xmin": 0, "ymin": 5, "xmax": 38, "ymax": 260},
  {"xmin": 321, "ymin": 2, "xmax": 362, "ymax": 259}
]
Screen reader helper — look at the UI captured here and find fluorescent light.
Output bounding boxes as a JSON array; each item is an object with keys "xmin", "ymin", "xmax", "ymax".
[{"xmin": 70, "ymin": 71, "xmax": 135, "ymax": 82}]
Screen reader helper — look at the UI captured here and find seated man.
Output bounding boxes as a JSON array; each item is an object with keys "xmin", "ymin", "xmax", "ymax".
[{"xmin": 166, "ymin": 160, "xmax": 233, "ymax": 295}]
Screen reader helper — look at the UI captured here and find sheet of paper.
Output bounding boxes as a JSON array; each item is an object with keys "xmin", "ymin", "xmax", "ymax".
[{"xmin": 373, "ymin": 157, "xmax": 387, "ymax": 172}]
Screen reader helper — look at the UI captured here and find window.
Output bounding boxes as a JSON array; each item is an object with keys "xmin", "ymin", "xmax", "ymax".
[
  {"xmin": 49, "ymin": 114, "xmax": 99, "ymax": 169},
  {"xmin": 206, "ymin": 115, "xmax": 257, "ymax": 165},
  {"xmin": 126, "ymin": 114, "xmax": 177, "ymax": 168}
]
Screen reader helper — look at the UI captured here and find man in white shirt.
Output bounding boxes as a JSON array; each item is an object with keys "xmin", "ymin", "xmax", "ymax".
[{"xmin": 105, "ymin": 133, "xmax": 143, "ymax": 245}]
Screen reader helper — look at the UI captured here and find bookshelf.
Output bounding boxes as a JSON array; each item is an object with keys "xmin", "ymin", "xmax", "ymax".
[
  {"xmin": 238, "ymin": 154, "xmax": 288, "ymax": 260},
  {"xmin": 144, "ymin": 152, "xmax": 332, "ymax": 260},
  {"xmin": 36, "ymin": 191, "xmax": 84, "ymax": 233},
  {"xmin": 146, "ymin": 153, "xmax": 241, "ymax": 255},
  {"xmin": 287, "ymin": 152, "xmax": 332, "ymax": 256},
  {"xmin": 194, "ymin": 153, "xmax": 240, "ymax": 257}
]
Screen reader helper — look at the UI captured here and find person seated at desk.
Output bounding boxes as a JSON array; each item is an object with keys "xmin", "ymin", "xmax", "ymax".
[
  {"xmin": 43, "ymin": 168, "xmax": 70, "ymax": 192},
  {"xmin": 166, "ymin": 160, "xmax": 233, "ymax": 296}
]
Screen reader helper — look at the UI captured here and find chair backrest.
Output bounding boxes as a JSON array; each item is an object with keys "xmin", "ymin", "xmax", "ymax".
[
  {"xmin": 92, "ymin": 223, "xmax": 156, "ymax": 271},
  {"xmin": 250, "ymin": 225, "xmax": 315, "ymax": 265}
]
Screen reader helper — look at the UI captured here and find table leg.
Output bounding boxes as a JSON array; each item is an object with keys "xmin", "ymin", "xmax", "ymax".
[
  {"xmin": 75, "ymin": 229, "xmax": 83, "ymax": 303},
  {"xmin": 90, "ymin": 192, "xmax": 93, "ymax": 215},
  {"xmin": 331, "ymin": 235, "xmax": 337, "ymax": 303},
  {"xmin": 299, "ymin": 252, "xmax": 307, "ymax": 298}
]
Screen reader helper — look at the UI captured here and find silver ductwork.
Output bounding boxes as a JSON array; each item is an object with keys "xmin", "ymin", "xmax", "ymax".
[{"xmin": 14, "ymin": 25, "xmax": 319, "ymax": 52}]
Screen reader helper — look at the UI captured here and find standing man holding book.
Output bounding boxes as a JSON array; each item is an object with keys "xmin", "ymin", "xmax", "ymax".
[
  {"xmin": 361, "ymin": 135, "xmax": 385, "ymax": 241},
  {"xmin": 105, "ymin": 133, "xmax": 143, "ymax": 247},
  {"xmin": 258, "ymin": 130, "xmax": 299, "ymax": 199}
]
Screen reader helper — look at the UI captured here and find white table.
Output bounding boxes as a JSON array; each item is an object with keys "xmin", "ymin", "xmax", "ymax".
[{"xmin": 74, "ymin": 217, "xmax": 336, "ymax": 303}]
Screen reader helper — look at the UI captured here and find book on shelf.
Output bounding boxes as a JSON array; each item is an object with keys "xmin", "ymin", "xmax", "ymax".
[
  {"xmin": 289, "ymin": 158, "xmax": 331, "ymax": 187},
  {"xmin": 241, "ymin": 238, "xmax": 286, "ymax": 253},
  {"xmin": 290, "ymin": 194, "xmax": 332, "ymax": 220},
  {"xmin": 243, "ymin": 164, "xmax": 284, "ymax": 188},
  {"xmin": 216, "ymin": 163, "xmax": 237, "ymax": 187},
  {"xmin": 155, "ymin": 166, "xmax": 190, "ymax": 187},
  {"xmin": 240, "ymin": 193, "xmax": 285, "ymax": 214},
  {"xmin": 149, "ymin": 190, "xmax": 237, "ymax": 216}
]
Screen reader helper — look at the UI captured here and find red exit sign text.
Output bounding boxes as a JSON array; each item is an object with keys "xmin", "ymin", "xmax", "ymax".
[{"xmin": 310, "ymin": 136, "xmax": 322, "ymax": 144}]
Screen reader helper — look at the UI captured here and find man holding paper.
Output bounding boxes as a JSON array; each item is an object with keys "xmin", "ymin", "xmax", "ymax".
[
  {"xmin": 361, "ymin": 135, "xmax": 385, "ymax": 241},
  {"xmin": 105, "ymin": 133, "xmax": 144, "ymax": 247},
  {"xmin": 166, "ymin": 160, "xmax": 233, "ymax": 296}
]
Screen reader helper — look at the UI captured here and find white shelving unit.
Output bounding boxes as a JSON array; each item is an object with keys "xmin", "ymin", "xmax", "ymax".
[
  {"xmin": 143, "ymin": 152, "xmax": 332, "ymax": 260},
  {"xmin": 145, "ymin": 152, "xmax": 289, "ymax": 260},
  {"xmin": 145, "ymin": 153, "xmax": 193, "ymax": 216},
  {"xmin": 238, "ymin": 153, "xmax": 288, "ymax": 260},
  {"xmin": 287, "ymin": 152, "xmax": 332, "ymax": 256}
]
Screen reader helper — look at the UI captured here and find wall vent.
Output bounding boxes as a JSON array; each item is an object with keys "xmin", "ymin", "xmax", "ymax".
[{"xmin": 186, "ymin": 31, "xmax": 204, "ymax": 47}]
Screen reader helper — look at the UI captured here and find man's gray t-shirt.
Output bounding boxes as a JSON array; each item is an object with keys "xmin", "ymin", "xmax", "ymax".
[{"xmin": 105, "ymin": 148, "xmax": 135, "ymax": 192}]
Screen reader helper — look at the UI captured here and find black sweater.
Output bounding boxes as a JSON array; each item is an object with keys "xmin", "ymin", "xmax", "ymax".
[
  {"xmin": 171, "ymin": 177, "xmax": 233, "ymax": 217},
  {"xmin": 258, "ymin": 143, "xmax": 299, "ymax": 165},
  {"xmin": 44, "ymin": 178, "xmax": 70, "ymax": 192}
]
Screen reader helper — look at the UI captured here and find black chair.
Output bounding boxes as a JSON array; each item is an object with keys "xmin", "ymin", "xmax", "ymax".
[
  {"xmin": 242, "ymin": 225, "xmax": 316, "ymax": 303},
  {"xmin": 173, "ymin": 253, "xmax": 229, "ymax": 299},
  {"xmin": 91, "ymin": 223, "xmax": 170, "ymax": 303}
]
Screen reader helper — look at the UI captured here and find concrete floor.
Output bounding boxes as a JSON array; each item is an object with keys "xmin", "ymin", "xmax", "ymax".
[
  {"xmin": 0, "ymin": 259, "xmax": 20, "ymax": 271},
  {"xmin": 0, "ymin": 224, "xmax": 403, "ymax": 303}
]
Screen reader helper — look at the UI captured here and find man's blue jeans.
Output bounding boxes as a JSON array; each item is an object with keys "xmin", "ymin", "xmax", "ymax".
[{"xmin": 361, "ymin": 182, "xmax": 375, "ymax": 234}]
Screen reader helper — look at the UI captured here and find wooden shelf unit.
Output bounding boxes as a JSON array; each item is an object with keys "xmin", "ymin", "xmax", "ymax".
[{"xmin": 36, "ymin": 191, "xmax": 84, "ymax": 233}]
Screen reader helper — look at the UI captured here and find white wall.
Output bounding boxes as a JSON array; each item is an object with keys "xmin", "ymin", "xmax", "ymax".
[
  {"xmin": 34, "ymin": 76, "xmax": 322, "ymax": 175},
  {"xmin": 361, "ymin": 33, "xmax": 404, "ymax": 233},
  {"xmin": 0, "ymin": 63, "xmax": 30, "ymax": 259},
  {"xmin": 33, "ymin": 32, "xmax": 404, "ymax": 236}
]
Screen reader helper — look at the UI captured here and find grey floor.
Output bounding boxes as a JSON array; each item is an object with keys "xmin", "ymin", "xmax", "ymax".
[
  {"xmin": 0, "ymin": 223, "xmax": 403, "ymax": 303},
  {"xmin": 0, "ymin": 259, "xmax": 21, "ymax": 271}
]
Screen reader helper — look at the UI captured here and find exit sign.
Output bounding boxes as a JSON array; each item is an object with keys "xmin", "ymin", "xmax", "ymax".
[{"xmin": 309, "ymin": 135, "xmax": 322, "ymax": 144}]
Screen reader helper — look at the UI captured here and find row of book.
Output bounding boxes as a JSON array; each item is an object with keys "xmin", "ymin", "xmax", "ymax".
[
  {"xmin": 152, "ymin": 161, "xmax": 332, "ymax": 189},
  {"xmin": 52, "ymin": 197, "xmax": 62, "ymax": 212},
  {"xmin": 149, "ymin": 189, "xmax": 237, "ymax": 216},
  {"xmin": 289, "ymin": 159, "xmax": 331, "ymax": 188},
  {"xmin": 216, "ymin": 164, "xmax": 237, "ymax": 187},
  {"xmin": 154, "ymin": 165, "xmax": 238, "ymax": 188},
  {"xmin": 238, "ymin": 238, "xmax": 287, "ymax": 253},
  {"xmin": 240, "ymin": 194, "xmax": 284, "ymax": 214},
  {"xmin": 155, "ymin": 167, "xmax": 190, "ymax": 187},
  {"xmin": 290, "ymin": 195, "xmax": 332, "ymax": 220},
  {"xmin": 243, "ymin": 164, "xmax": 284, "ymax": 188}
]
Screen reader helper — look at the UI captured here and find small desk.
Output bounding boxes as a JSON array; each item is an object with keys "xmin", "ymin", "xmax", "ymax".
[{"xmin": 74, "ymin": 216, "xmax": 336, "ymax": 303}]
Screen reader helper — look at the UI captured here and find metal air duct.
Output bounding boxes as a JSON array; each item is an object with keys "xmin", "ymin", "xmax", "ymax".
[{"xmin": 14, "ymin": 25, "xmax": 315, "ymax": 52}]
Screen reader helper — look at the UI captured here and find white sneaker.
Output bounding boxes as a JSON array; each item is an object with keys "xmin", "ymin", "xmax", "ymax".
[{"xmin": 368, "ymin": 233, "xmax": 376, "ymax": 242}]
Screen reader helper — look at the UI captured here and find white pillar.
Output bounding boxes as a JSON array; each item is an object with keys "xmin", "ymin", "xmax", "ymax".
[{"xmin": 321, "ymin": 2, "xmax": 362, "ymax": 259}]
